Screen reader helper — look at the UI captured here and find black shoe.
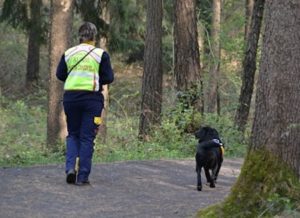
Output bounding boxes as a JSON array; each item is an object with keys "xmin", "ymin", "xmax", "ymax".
[
  {"xmin": 75, "ymin": 180, "xmax": 90, "ymax": 186},
  {"xmin": 66, "ymin": 169, "xmax": 76, "ymax": 184}
]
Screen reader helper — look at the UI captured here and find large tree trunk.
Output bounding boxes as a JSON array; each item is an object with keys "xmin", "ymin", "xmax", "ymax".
[
  {"xmin": 250, "ymin": 0, "xmax": 300, "ymax": 174},
  {"xmin": 25, "ymin": 0, "xmax": 42, "ymax": 90},
  {"xmin": 198, "ymin": 1, "xmax": 300, "ymax": 217},
  {"xmin": 174, "ymin": 0, "xmax": 202, "ymax": 112},
  {"xmin": 234, "ymin": 0, "xmax": 265, "ymax": 133},
  {"xmin": 206, "ymin": 0, "xmax": 221, "ymax": 114},
  {"xmin": 47, "ymin": 0, "xmax": 73, "ymax": 150},
  {"xmin": 139, "ymin": 0, "xmax": 163, "ymax": 138}
]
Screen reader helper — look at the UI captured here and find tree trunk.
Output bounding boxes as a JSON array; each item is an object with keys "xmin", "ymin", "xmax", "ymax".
[
  {"xmin": 25, "ymin": 0, "xmax": 42, "ymax": 90},
  {"xmin": 139, "ymin": 0, "xmax": 163, "ymax": 138},
  {"xmin": 98, "ymin": 85, "xmax": 109, "ymax": 143},
  {"xmin": 47, "ymin": 0, "xmax": 73, "ymax": 150},
  {"xmin": 234, "ymin": 0, "xmax": 265, "ymax": 133},
  {"xmin": 98, "ymin": 0, "xmax": 110, "ymax": 143},
  {"xmin": 99, "ymin": 0, "xmax": 110, "ymax": 50},
  {"xmin": 250, "ymin": 0, "xmax": 300, "ymax": 175},
  {"xmin": 198, "ymin": 2, "xmax": 300, "ymax": 217},
  {"xmin": 245, "ymin": 0, "xmax": 254, "ymax": 41},
  {"xmin": 174, "ymin": 0, "xmax": 202, "ymax": 111},
  {"xmin": 206, "ymin": 0, "xmax": 221, "ymax": 113}
]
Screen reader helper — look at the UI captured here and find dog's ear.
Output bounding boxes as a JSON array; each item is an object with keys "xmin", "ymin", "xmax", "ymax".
[
  {"xmin": 194, "ymin": 129, "xmax": 201, "ymax": 139},
  {"xmin": 195, "ymin": 127, "xmax": 206, "ymax": 139},
  {"xmin": 211, "ymin": 128, "xmax": 220, "ymax": 139}
]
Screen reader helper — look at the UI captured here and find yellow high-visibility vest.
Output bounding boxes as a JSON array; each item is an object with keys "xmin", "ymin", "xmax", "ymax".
[{"xmin": 64, "ymin": 44, "xmax": 104, "ymax": 91}]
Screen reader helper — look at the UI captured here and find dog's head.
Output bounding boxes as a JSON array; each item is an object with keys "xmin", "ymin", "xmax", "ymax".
[{"xmin": 195, "ymin": 126, "xmax": 220, "ymax": 143}]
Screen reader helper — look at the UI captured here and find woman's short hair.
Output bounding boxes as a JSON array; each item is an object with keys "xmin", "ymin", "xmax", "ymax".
[{"xmin": 78, "ymin": 22, "xmax": 97, "ymax": 43}]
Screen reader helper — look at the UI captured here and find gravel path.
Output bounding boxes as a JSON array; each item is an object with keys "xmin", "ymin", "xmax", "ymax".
[{"xmin": 0, "ymin": 158, "xmax": 243, "ymax": 218}]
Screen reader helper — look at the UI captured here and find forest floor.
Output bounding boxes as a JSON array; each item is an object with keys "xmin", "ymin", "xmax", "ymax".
[{"xmin": 0, "ymin": 158, "xmax": 243, "ymax": 218}]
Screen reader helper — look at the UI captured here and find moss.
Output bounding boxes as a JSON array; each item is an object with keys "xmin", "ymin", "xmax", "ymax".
[{"xmin": 196, "ymin": 149, "xmax": 300, "ymax": 218}]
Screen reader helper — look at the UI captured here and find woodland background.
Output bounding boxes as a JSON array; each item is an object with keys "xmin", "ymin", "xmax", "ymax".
[{"xmin": 0, "ymin": 0, "xmax": 249, "ymax": 166}]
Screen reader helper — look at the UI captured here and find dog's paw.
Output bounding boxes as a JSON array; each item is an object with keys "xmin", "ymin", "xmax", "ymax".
[
  {"xmin": 210, "ymin": 183, "xmax": 216, "ymax": 188},
  {"xmin": 197, "ymin": 186, "xmax": 202, "ymax": 191}
]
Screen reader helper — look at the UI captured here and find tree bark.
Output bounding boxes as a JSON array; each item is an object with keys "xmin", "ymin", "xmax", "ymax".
[
  {"xmin": 174, "ymin": 0, "xmax": 202, "ymax": 112},
  {"xmin": 206, "ymin": 0, "xmax": 221, "ymax": 114},
  {"xmin": 251, "ymin": 0, "xmax": 300, "ymax": 176},
  {"xmin": 99, "ymin": 0, "xmax": 110, "ymax": 50},
  {"xmin": 98, "ymin": 0, "xmax": 110, "ymax": 143},
  {"xmin": 234, "ymin": 0, "xmax": 265, "ymax": 133},
  {"xmin": 25, "ymin": 0, "xmax": 42, "ymax": 90},
  {"xmin": 245, "ymin": 0, "xmax": 254, "ymax": 41},
  {"xmin": 98, "ymin": 85, "xmax": 109, "ymax": 143},
  {"xmin": 139, "ymin": 0, "xmax": 163, "ymax": 138},
  {"xmin": 47, "ymin": 0, "xmax": 73, "ymax": 150}
]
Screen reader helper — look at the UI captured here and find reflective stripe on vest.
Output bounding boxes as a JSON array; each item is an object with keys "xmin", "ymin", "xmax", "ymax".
[{"xmin": 64, "ymin": 44, "xmax": 104, "ymax": 91}]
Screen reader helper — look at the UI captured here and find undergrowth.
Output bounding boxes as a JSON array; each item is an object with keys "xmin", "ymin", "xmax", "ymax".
[
  {"xmin": 0, "ymin": 89, "xmax": 246, "ymax": 167},
  {"xmin": 0, "ymin": 91, "xmax": 64, "ymax": 166}
]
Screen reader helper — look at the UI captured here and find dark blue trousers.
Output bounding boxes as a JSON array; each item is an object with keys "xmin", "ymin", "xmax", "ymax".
[{"xmin": 63, "ymin": 100, "xmax": 103, "ymax": 182}]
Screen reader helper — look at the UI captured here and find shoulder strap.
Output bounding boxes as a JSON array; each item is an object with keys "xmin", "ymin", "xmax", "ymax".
[{"xmin": 67, "ymin": 47, "xmax": 96, "ymax": 74}]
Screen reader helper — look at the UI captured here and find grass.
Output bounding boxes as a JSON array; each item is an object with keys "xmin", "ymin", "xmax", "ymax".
[
  {"xmin": 0, "ymin": 86, "xmax": 246, "ymax": 167},
  {"xmin": 0, "ymin": 91, "xmax": 64, "ymax": 167},
  {"xmin": 93, "ymin": 117, "xmax": 196, "ymax": 163}
]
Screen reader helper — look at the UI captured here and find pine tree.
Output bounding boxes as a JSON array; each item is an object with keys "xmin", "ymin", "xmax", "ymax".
[
  {"xmin": 47, "ymin": 0, "xmax": 73, "ymax": 150},
  {"xmin": 139, "ymin": 0, "xmax": 163, "ymax": 138}
]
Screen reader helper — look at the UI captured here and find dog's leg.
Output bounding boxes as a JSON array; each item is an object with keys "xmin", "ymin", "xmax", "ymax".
[
  {"xmin": 214, "ymin": 163, "xmax": 222, "ymax": 183},
  {"xmin": 196, "ymin": 166, "xmax": 202, "ymax": 191},
  {"xmin": 212, "ymin": 164, "xmax": 219, "ymax": 182},
  {"xmin": 204, "ymin": 168, "xmax": 211, "ymax": 183},
  {"xmin": 214, "ymin": 155, "xmax": 223, "ymax": 183},
  {"xmin": 205, "ymin": 168, "xmax": 215, "ymax": 188}
]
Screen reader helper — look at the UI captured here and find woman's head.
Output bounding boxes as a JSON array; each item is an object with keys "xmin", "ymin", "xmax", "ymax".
[{"xmin": 78, "ymin": 22, "xmax": 97, "ymax": 43}]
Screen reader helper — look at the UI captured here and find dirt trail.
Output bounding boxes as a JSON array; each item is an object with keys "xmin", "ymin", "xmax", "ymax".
[{"xmin": 0, "ymin": 158, "xmax": 243, "ymax": 218}]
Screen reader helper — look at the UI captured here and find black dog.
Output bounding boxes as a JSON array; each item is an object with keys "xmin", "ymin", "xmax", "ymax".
[{"xmin": 195, "ymin": 126, "xmax": 224, "ymax": 191}]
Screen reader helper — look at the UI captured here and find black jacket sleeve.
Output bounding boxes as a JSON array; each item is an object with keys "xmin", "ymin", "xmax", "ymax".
[
  {"xmin": 99, "ymin": 51, "xmax": 114, "ymax": 85},
  {"xmin": 56, "ymin": 55, "xmax": 68, "ymax": 82}
]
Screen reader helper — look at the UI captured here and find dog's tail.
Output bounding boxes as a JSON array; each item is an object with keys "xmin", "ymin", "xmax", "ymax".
[{"xmin": 220, "ymin": 145, "xmax": 225, "ymax": 157}]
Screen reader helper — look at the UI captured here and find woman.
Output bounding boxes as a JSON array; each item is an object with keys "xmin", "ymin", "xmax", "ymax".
[{"xmin": 56, "ymin": 22, "xmax": 114, "ymax": 185}]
